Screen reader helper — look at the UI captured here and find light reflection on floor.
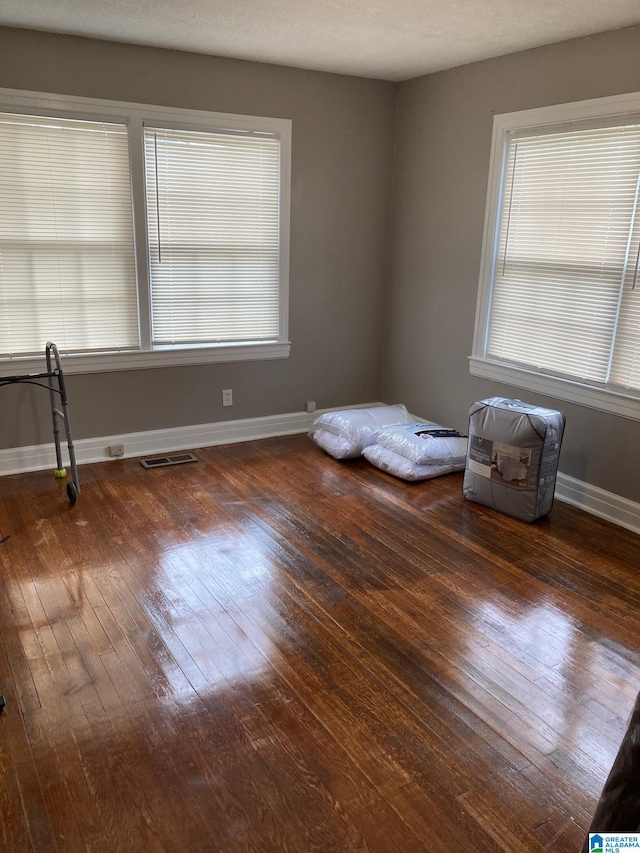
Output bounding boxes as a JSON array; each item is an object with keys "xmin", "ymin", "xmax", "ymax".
[
  {"xmin": 470, "ymin": 595, "xmax": 630, "ymax": 775},
  {"xmin": 155, "ymin": 534, "xmax": 281, "ymax": 703}
]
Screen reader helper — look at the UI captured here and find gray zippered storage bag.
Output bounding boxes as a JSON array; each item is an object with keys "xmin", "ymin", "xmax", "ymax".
[{"xmin": 462, "ymin": 397, "xmax": 566, "ymax": 522}]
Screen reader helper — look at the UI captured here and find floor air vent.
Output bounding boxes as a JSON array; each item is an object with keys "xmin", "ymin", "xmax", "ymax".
[{"xmin": 140, "ymin": 453, "xmax": 198, "ymax": 469}]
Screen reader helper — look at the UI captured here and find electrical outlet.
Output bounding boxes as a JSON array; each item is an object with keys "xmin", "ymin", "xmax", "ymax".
[
  {"xmin": 222, "ymin": 389, "xmax": 233, "ymax": 407},
  {"xmin": 108, "ymin": 443, "xmax": 124, "ymax": 457},
  {"xmin": 305, "ymin": 401, "xmax": 317, "ymax": 413}
]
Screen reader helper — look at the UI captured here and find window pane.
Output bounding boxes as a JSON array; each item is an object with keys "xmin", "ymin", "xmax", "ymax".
[
  {"xmin": 487, "ymin": 124, "xmax": 640, "ymax": 383},
  {"xmin": 0, "ymin": 112, "xmax": 139, "ymax": 357},
  {"xmin": 144, "ymin": 127, "xmax": 281, "ymax": 347}
]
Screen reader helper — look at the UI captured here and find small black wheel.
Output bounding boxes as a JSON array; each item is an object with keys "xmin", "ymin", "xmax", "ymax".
[{"xmin": 67, "ymin": 482, "xmax": 78, "ymax": 505}]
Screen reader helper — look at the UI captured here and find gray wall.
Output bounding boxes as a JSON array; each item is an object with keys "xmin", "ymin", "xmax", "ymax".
[
  {"xmin": 4, "ymin": 24, "xmax": 640, "ymax": 503},
  {"xmin": 383, "ymin": 25, "xmax": 640, "ymax": 501},
  {"xmin": 0, "ymin": 27, "xmax": 396, "ymax": 448}
]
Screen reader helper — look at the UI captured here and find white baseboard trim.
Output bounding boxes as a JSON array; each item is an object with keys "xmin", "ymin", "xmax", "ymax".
[
  {"xmin": 3, "ymin": 410, "xmax": 638, "ymax": 537},
  {"xmin": 0, "ymin": 402, "xmax": 383, "ymax": 478},
  {"xmin": 555, "ymin": 472, "xmax": 640, "ymax": 536}
]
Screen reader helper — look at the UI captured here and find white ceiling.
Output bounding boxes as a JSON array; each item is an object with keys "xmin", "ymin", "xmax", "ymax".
[{"xmin": 2, "ymin": 0, "xmax": 639, "ymax": 82}]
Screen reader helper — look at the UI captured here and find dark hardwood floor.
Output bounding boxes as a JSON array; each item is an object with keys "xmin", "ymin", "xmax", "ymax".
[{"xmin": 0, "ymin": 434, "xmax": 638, "ymax": 851}]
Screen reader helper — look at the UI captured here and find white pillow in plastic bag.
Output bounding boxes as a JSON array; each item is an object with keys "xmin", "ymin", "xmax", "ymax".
[
  {"xmin": 309, "ymin": 404, "xmax": 414, "ymax": 457},
  {"xmin": 363, "ymin": 444, "xmax": 465, "ymax": 482},
  {"xmin": 312, "ymin": 428, "xmax": 361, "ymax": 460},
  {"xmin": 373, "ymin": 422, "xmax": 468, "ymax": 466}
]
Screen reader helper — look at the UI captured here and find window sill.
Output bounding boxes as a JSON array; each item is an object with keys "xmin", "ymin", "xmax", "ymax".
[
  {"xmin": 0, "ymin": 341, "xmax": 291, "ymax": 377},
  {"xmin": 469, "ymin": 356, "xmax": 640, "ymax": 422}
]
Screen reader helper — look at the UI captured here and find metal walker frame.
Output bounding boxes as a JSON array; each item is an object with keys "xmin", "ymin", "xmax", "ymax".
[{"xmin": 0, "ymin": 342, "xmax": 80, "ymax": 504}]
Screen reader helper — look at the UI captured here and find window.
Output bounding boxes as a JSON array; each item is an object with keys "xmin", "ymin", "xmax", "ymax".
[
  {"xmin": 0, "ymin": 113, "xmax": 138, "ymax": 357},
  {"xmin": 0, "ymin": 88, "xmax": 291, "ymax": 374},
  {"xmin": 471, "ymin": 91, "xmax": 640, "ymax": 421},
  {"xmin": 144, "ymin": 127, "xmax": 281, "ymax": 348}
]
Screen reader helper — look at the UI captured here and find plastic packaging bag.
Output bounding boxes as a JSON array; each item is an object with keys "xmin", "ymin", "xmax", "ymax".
[
  {"xmin": 363, "ymin": 443, "xmax": 464, "ymax": 481},
  {"xmin": 309, "ymin": 404, "xmax": 414, "ymax": 458},
  {"xmin": 373, "ymin": 422, "xmax": 467, "ymax": 466},
  {"xmin": 462, "ymin": 397, "xmax": 565, "ymax": 522},
  {"xmin": 311, "ymin": 429, "xmax": 360, "ymax": 460}
]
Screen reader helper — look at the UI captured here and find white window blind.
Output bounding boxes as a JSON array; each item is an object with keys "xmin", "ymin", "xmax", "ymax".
[
  {"xmin": 487, "ymin": 122, "xmax": 640, "ymax": 387},
  {"xmin": 609, "ymin": 217, "xmax": 640, "ymax": 389},
  {"xmin": 0, "ymin": 112, "xmax": 139, "ymax": 358},
  {"xmin": 144, "ymin": 126, "xmax": 281, "ymax": 347}
]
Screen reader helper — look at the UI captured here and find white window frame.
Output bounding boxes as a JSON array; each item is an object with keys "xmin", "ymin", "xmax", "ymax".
[
  {"xmin": 0, "ymin": 87, "xmax": 292, "ymax": 375},
  {"xmin": 471, "ymin": 89, "xmax": 640, "ymax": 421}
]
